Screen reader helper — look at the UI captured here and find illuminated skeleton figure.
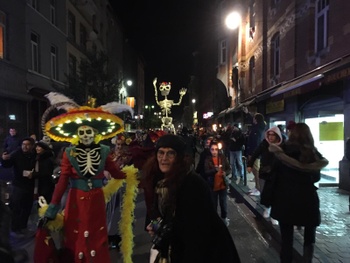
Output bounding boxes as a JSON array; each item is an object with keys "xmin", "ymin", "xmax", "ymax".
[{"xmin": 153, "ymin": 78, "xmax": 187, "ymax": 133}]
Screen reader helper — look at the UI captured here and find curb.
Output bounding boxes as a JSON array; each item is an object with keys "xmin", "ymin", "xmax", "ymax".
[{"xmin": 229, "ymin": 182, "xmax": 304, "ymax": 262}]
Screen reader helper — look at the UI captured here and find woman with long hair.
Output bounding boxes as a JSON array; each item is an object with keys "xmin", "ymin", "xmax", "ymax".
[
  {"xmin": 141, "ymin": 134, "xmax": 240, "ymax": 263},
  {"xmin": 269, "ymin": 123, "xmax": 328, "ymax": 263}
]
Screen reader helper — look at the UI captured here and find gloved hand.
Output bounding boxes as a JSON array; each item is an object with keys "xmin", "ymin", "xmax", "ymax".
[{"xmin": 37, "ymin": 217, "xmax": 51, "ymax": 228}]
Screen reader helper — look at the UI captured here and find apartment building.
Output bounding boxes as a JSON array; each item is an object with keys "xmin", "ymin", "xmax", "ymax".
[
  {"xmin": 216, "ymin": 0, "xmax": 350, "ymax": 190},
  {"xmin": 0, "ymin": 0, "xmax": 143, "ymax": 144}
]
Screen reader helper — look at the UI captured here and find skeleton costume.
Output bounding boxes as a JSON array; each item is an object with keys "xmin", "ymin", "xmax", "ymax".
[
  {"xmin": 153, "ymin": 78, "xmax": 186, "ymax": 133},
  {"xmin": 41, "ymin": 92, "xmax": 133, "ymax": 263}
]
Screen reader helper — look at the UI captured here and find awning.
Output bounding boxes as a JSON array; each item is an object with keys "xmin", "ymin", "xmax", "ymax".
[
  {"xmin": 271, "ymin": 74, "xmax": 323, "ymax": 97},
  {"xmin": 256, "ymin": 83, "xmax": 283, "ymax": 102},
  {"xmin": 271, "ymin": 54, "xmax": 350, "ymax": 98},
  {"xmin": 217, "ymin": 109, "xmax": 227, "ymax": 118},
  {"xmin": 226, "ymin": 106, "xmax": 240, "ymax": 114},
  {"xmin": 240, "ymin": 96, "xmax": 256, "ymax": 106}
]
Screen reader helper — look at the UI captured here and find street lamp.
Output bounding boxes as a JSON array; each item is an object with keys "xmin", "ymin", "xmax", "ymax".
[
  {"xmin": 225, "ymin": 11, "xmax": 241, "ymax": 30},
  {"xmin": 225, "ymin": 10, "xmax": 243, "ymax": 106},
  {"xmin": 119, "ymin": 79, "xmax": 133, "ymax": 104},
  {"xmin": 191, "ymin": 99, "xmax": 198, "ymax": 126}
]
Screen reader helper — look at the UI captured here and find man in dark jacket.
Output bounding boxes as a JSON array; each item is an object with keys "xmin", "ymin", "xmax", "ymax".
[
  {"xmin": 243, "ymin": 107, "xmax": 266, "ymax": 194},
  {"xmin": 1, "ymin": 137, "xmax": 36, "ymax": 236},
  {"xmin": 2, "ymin": 128, "xmax": 21, "ymax": 156},
  {"xmin": 229, "ymin": 124, "xmax": 245, "ymax": 183}
]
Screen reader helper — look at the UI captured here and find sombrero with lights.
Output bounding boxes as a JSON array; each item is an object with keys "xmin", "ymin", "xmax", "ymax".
[{"xmin": 42, "ymin": 92, "xmax": 133, "ymax": 144}]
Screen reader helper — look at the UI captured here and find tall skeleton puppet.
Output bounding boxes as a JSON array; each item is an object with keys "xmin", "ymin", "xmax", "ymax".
[{"xmin": 153, "ymin": 78, "xmax": 187, "ymax": 132}]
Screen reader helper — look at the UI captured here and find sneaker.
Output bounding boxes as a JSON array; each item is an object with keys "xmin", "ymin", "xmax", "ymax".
[
  {"xmin": 236, "ymin": 177, "xmax": 241, "ymax": 184},
  {"xmin": 249, "ymin": 189, "xmax": 261, "ymax": 196},
  {"xmin": 223, "ymin": 218, "xmax": 230, "ymax": 227},
  {"xmin": 248, "ymin": 188, "xmax": 256, "ymax": 193},
  {"xmin": 271, "ymin": 218, "xmax": 279, "ymax": 225},
  {"xmin": 263, "ymin": 207, "xmax": 271, "ymax": 218}
]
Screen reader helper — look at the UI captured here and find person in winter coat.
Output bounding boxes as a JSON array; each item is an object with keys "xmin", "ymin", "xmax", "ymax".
[
  {"xmin": 32, "ymin": 140, "xmax": 55, "ymax": 203},
  {"xmin": 269, "ymin": 123, "xmax": 328, "ymax": 263},
  {"xmin": 204, "ymin": 140, "xmax": 232, "ymax": 226},
  {"xmin": 2, "ymin": 128, "xmax": 21, "ymax": 156},
  {"xmin": 247, "ymin": 126, "xmax": 282, "ymax": 224},
  {"xmin": 1, "ymin": 137, "xmax": 36, "ymax": 235},
  {"xmin": 142, "ymin": 134, "xmax": 240, "ymax": 263},
  {"xmin": 228, "ymin": 124, "xmax": 245, "ymax": 183},
  {"xmin": 242, "ymin": 107, "xmax": 267, "ymax": 194},
  {"xmin": 195, "ymin": 135, "xmax": 213, "ymax": 179}
]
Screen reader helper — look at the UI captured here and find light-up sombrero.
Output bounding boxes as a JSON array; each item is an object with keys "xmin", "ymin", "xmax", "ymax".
[{"xmin": 42, "ymin": 92, "xmax": 133, "ymax": 144}]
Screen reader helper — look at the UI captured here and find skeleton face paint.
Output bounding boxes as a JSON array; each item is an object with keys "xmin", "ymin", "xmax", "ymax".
[
  {"xmin": 159, "ymin": 82, "xmax": 171, "ymax": 96},
  {"xmin": 78, "ymin": 126, "xmax": 95, "ymax": 146}
]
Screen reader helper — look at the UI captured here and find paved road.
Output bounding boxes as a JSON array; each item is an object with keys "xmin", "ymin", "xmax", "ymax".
[{"xmin": 10, "ymin": 191, "xmax": 280, "ymax": 262}]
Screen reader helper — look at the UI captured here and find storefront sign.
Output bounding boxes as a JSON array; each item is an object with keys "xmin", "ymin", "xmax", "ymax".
[
  {"xmin": 266, "ymin": 99, "xmax": 284, "ymax": 114},
  {"xmin": 319, "ymin": 122, "xmax": 343, "ymax": 141},
  {"xmin": 324, "ymin": 67, "xmax": 350, "ymax": 84}
]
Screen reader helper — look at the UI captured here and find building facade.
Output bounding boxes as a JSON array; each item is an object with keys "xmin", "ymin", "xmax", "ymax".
[
  {"xmin": 216, "ymin": 0, "xmax": 350, "ymax": 190},
  {"xmin": 0, "ymin": 0, "xmax": 143, "ymax": 145}
]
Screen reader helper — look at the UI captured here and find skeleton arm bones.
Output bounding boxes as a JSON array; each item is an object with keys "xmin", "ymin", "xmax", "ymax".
[
  {"xmin": 153, "ymin": 78, "xmax": 160, "ymax": 105},
  {"xmin": 173, "ymin": 88, "xmax": 187, "ymax": 105}
]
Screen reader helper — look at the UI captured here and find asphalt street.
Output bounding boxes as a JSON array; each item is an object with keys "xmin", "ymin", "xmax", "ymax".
[{"xmin": 10, "ymin": 190, "xmax": 280, "ymax": 263}]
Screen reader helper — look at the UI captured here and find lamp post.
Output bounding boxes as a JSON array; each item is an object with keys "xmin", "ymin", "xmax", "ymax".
[
  {"xmin": 192, "ymin": 98, "xmax": 197, "ymax": 127},
  {"xmin": 119, "ymin": 79, "xmax": 133, "ymax": 104},
  {"xmin": 225, "ymin": 11, "xmax": 242, "ymax": 106}
]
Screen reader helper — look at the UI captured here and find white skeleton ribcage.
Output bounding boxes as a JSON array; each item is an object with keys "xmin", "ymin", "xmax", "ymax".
[{"xmin": 75, "ymin": 147, "xmax": 101, "ymax": 176}]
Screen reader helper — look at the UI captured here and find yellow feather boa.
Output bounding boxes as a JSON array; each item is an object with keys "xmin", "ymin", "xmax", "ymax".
[{"xmin": 38, "ymin": 165, "xmax": 139, "ymax": 263}]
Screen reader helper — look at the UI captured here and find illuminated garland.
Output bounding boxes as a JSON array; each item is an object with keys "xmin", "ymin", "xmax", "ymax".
[{"xmin": 38, "ymin": 165, "xmax": 139, "ymax": 263}]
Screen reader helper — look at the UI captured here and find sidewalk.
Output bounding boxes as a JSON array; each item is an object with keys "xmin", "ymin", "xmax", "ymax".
[{"xmin": 230, "ymin": 173, "xmax": 350, "ymax": 263}]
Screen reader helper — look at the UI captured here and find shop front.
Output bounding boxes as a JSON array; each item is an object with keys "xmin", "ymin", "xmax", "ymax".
[{"xmin": 261, "ymin": 55, "xmax": 350, "ymax": 191}]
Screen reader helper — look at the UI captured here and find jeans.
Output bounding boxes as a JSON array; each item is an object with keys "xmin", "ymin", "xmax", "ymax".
[
  {"xmin": 229, "ymin": 150, "xmax": 244, "ymax": 179},
  {"xmin": 211, "ymin": 189, "xmax": 228, "ymax": 218},
  {"xmin": 279, "ymin": 222, "xmax": 316, "ymax": 263}
]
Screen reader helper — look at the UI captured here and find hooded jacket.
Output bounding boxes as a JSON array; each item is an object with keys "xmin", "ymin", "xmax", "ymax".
[{"xmin": 247, "ymin": 126, "xmax": 282, "ymax": 179}]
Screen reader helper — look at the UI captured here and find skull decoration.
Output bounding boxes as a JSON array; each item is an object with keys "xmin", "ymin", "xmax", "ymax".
[
  {"xmin": 78, "ymin": 125, "xmax": 95, "ymax": 146},
  {"xmin": 159, "ymin": 82, "xmax": 171, "ymax": 96}
]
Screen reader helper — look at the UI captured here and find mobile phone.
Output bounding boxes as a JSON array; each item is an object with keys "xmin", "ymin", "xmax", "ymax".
[{"xmin": 151, "ymin": 219, "xmax": 162, "ymax": 232}]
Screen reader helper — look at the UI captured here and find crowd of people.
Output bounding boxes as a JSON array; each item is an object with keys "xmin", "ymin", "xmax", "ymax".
[{"xmin": 0, "ymin": 103, "xmax": 328, "ymax": 263}]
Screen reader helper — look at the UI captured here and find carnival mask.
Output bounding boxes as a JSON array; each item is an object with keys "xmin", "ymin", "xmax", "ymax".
[{"xmin": 78, "ymin": 125, "xmax": 95, "ymax": 146}]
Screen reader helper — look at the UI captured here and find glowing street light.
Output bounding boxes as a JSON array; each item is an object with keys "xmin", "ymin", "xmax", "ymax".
[
  {"xmin": 126, "ymin": 80, "xmax": 133, "ymax": 86},
  {"xmin": 225, "ymin": 11, "xmax": 241, "ymax": 30}
]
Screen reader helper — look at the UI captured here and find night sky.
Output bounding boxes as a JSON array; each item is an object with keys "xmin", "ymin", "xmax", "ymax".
[{"xmin": 112, "ymin": 0, "xmax": 216, "ymax": 109}]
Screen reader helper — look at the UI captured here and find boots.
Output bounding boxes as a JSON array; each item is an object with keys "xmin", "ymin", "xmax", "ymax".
[{"xmin": 303, "ymin": 244, "xmax": 314, "ymax": 262}]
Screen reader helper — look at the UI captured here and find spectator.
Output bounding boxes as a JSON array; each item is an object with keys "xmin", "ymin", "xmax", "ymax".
[
  {"xmin": 247, "ymin": 126, "xmax": 282, "ymax": 225},
  {"xmin": 195, "ymin": 135, "xmax": 213, "ymax": 179},
  {"xmin": 1, "ymin": 137, "xmax": 36, "ymax": 237},
  {"xmin": 179, "ymin": 126, "xmax": 196, "ymax": 164},
  {"xmin": 204, "ymin": 140, "xmax": 232, "ymax": 226},
  {"xmin": 269, "ymin": 123, "xmax": 328, "ymax": 262},
  {"xmin": 221, "ymin": 123, "xmax": 233, "ymax": 159},
  {"xmin": 142, "ymin": 134, "xmax": 240, "ymax": 262},
  {"xmin": 277, "ymin": 124, "xmax": 288, "ymax": 142},
  {"xmin": 32, "ymin": 139, "xmax": 55, "ymax": 204},
  {"xmin": 243, "ymin": 107, "xmax": 267, "ymax": 195},
  {"xmin": 286, "ymin": 120, "xmax": 296, "ymax": 137},
  {"xmin": 2, "ymin": 128, "xmax": 21, "ymax": 156},
  {"xmin": 228, "ymin": 124, "xmax": 245, "ymax": 184}
]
